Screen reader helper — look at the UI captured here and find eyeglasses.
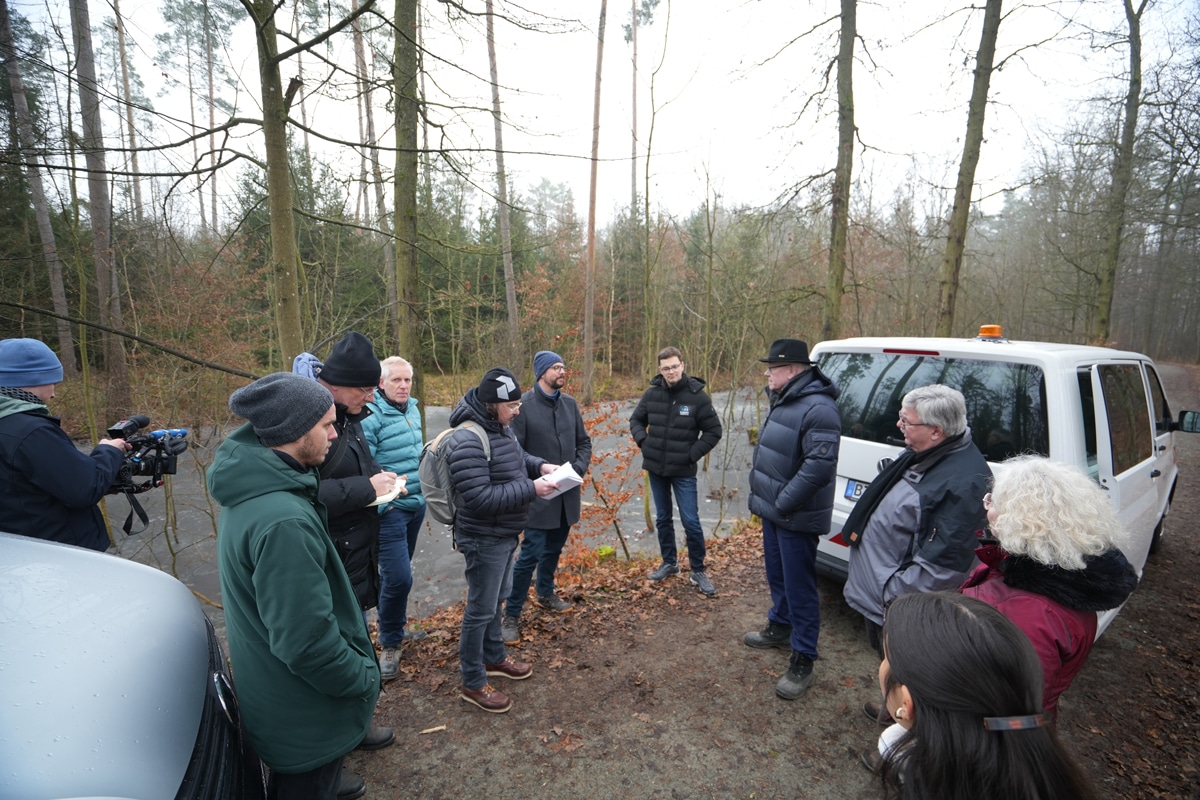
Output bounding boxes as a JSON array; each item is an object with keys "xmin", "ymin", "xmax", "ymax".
[
  {"xmin": 983, "ymin": 492, "xmax": 993, "ymax": 509},
  {"xmin": 766, "ymin": 364, "xmax": 793, "ymax": 373},
  {"xmin": 504, "ymin": 401, "xmax": 523, "ymax": 411},
  {"xmin": 355, "ymin": 386, "xmax": 377, "ymax": 398},
  {"xmin": 548, "ymin": 365, "xmax": 567, "ymax": 373},
  {"xmin": 896, "ymin": 416, "xmax": 934, "ymax": 429},
  {"xmin": 659, "ymin": 362, "xmax": 683, "ymax": 373}
]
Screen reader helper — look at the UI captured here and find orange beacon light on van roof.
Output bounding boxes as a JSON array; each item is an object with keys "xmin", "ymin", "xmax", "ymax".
[{"xmin": 978, "ymin": 324, "xmax": 1004, "ymax": 339}]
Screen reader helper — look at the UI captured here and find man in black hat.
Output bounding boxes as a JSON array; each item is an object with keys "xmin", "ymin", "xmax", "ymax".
[
  {"xmin": 743, "ymin": 338, "xmax": 842, "ymax": 701},
  {"xmin": 314, "ymin": 332, "xmax": 397, "ymax": 755}
]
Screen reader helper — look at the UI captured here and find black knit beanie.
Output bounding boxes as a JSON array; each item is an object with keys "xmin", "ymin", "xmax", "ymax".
[
  {"xmin": 230, "ymin": 373, "xmax": 334, "ymax": 447},
  {"xmin": 477, "ymin": 367, "xmax": 521, "ymax": 403},
  {"xmin": 318, "ymin": 332, "xmax": 381, "ymax": 387}
]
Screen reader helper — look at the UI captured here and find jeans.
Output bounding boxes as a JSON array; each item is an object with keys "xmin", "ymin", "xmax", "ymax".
[
  {"xmin": 761, "ymin": 518, "xmax": 820, "ymax": 660},
  {"xmin": 456, "ymin": 532, "xmax": 518, "ymax": 690},
  {"xmin": 647, "ymin": 471, "xmax": 706, "ymax": 571},
  {"xmin": 267, "ymin": 755, "xmax": 342, "ymax": 800},
  {"xmin": 505, "ymin": 523, "xmax": 570, "ymax": 618},
  {"xmin": 377, "ymin": 504, "xmax": 427, "ymax": 647}
]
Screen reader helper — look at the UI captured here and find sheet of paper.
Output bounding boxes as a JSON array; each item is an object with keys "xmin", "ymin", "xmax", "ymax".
[
  {"xmin": 368, "ymin": 476, "xmax": 406, "ymax": 507},
  {"xmin": 539, "ymin": 463, "xmax": 582, "ymax": 499}
]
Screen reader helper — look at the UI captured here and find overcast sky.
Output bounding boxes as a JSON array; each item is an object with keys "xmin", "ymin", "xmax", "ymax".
[{"xmin": 48, "ymin": 0, "xmax": 1191, "ymax": 227}]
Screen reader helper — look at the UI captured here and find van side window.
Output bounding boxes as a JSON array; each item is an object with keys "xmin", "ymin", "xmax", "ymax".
[
  {"xmin": 1099, "ymin": 364, "xmax": 1153, "ymax": 474},
  {"xmin": 1146, "ymin": 366, "xmax": 1173, "ymax": 433},
  {"xmin": 1077, "ymin": 369, "xmax": 1099, "ymax": 478},
  {"xmin": 818, "ymin": 353, "xmax": 1049, "ymax": 460}
]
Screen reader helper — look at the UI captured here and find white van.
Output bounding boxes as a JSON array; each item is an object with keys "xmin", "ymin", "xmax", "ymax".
[{"xmin": 811, "ymin": 326, "xmax": 1197, "ymax": 628}]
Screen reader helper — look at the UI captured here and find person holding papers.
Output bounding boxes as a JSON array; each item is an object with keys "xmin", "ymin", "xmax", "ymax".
[{"xmin": 502, "ymin": 351, "xmax": 593, "ymax": 644}]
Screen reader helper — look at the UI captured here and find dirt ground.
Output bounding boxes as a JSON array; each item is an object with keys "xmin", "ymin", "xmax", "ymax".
[{"xmin": 349, "ymin": 365, "xmax": 1200, "ymax": 800}]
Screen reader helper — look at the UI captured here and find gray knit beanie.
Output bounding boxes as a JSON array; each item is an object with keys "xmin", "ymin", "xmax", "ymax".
[{"xmin": 230, "ymin": 373, "xmax": 334, "ymax": 447}]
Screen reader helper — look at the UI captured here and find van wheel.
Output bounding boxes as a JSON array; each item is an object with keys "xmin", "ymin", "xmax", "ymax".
[{"xmin": 1149, "ymin": 511, "xmax": 1167, "ymax": 556}]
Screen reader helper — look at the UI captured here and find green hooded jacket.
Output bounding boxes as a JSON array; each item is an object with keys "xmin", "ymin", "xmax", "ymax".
[{"xmin": 208, "ymin": 423, "xmax": 380, "ymax": 773}]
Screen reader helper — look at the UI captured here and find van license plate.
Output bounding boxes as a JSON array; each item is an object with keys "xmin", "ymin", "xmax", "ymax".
[{"xmin": 845, "ymin": 480, "xmax": 868, "ymax": 501}]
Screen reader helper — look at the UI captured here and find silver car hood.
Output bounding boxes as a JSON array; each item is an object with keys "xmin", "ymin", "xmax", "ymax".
[{"xmin": 0, "ymin": 533, "xmax": 208, "ymax": 799}]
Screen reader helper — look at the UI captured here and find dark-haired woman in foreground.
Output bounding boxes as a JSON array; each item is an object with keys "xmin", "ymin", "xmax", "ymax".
[{"xmin": 876, "ymin": 592, "xmax": 1097, "ymax": 800}]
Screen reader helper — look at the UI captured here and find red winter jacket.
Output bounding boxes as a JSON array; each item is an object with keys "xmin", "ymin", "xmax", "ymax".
[{"xmin": 960, "ymin": 544, "xmax": 1136, "ymax": 719}]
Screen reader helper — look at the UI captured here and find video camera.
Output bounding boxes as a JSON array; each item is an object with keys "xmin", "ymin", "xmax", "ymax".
[{"xmin": 105, "ymin": 415, "xmax": 189, "ymax": 534}]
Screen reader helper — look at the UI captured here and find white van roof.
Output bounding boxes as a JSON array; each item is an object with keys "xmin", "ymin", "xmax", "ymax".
[{"xmin": 812, "ymin": 335, "xmax": 1150, "ymax": 365}]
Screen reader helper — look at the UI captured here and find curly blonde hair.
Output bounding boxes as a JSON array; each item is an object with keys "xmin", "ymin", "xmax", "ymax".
[{"xmin": 989, "ymin": 456, "xmax": 1128, "ymax": 570}]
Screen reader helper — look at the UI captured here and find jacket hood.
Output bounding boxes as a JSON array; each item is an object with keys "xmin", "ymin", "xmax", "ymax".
[
  {"xmin": 207, "ymin": 423, "xmax": 318, "ymax": 508},
  {"xmin": 448, "ymin": 388, "xmax": 504, "ymax": 432},
  {"xmin": 0, "ymin": 390, "xmax": 48, "ymax": 421},
  {"xmin": 1001, "ymin": 548, "xmax": 1138, "ymax": 612}
]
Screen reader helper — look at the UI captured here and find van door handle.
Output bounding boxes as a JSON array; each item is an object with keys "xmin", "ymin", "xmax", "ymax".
[{"xmin": 1150, "ymin": 469, "xmax": 1162, "ymax": 478}]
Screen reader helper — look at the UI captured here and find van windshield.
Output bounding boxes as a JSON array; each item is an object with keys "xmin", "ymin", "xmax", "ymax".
[{"xmin": 817, "ymin": 352, "xmax": 1049, "ymax": 462}]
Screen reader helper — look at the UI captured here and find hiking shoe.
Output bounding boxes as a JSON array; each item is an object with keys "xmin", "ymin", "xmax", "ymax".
[
  {"xmin": 501, "ymin": 615, "xmax": 520, "ymax": 645},
  {"xmin": 689, "ymin": 570, "xmax": 716, "ymax": 596},
  {"xmin": 461, "ymin": 683, "xmax": 513, "ymax": 713},
  {"xmin": 403, "ymin": 627, "xmax": 428, "ymax": 642},
  {"xmin": 775, "ymin": 651, "xmax": 815, "ymax": 700},
  {"xmin": 337, "ymin": 768, "xmax": 366, "ymax": 800},
  {"xmin": 355, "ymin": 725, "xmax": 395, "ymax": 751},
  {"xmin": 485, "ymin": 656, "xmax": 533, "ymax": 680},
  {"xmin": 744, "ymin": 621, "xmax": 793, "ymax": 649},
  {"xmin": 379, "ymin": 645, "xmax": 400, "ymax": 682},
  {"xmin": 648, "ymin": 562, "xmax": 680, "ymax": 581},
  {"xmin": 537, "ymin": 593, "xmax": 574, "ymax": 612},
  {"xmin": 864, "ymin": 699, "xmax": 894, "ymax": 725}
]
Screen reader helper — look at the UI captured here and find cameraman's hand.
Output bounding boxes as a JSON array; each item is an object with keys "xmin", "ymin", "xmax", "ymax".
[
  {"xmin": 100, "ymin": 438, "xmax": 132, "ymax": 452},
  {"xmin": 370, "ymin": 471, "xmax": 398, "ymax": 495}
]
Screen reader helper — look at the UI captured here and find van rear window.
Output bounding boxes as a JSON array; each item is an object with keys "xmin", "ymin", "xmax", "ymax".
[{"xmin": 817, "ymin": 352, "xmax": 1049, "ymax": 461}]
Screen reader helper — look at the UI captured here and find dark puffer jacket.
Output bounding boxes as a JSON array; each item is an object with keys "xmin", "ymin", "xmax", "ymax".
[
  {"xmin": 446, "ymin": 389, "xmax": 545, "ymax": 539},
  {"xmin": 961, "ymin": 544, "xmax": 1137, "ymax": 718},
  {"xmin": 747, "ymin": 368, "xmax": 842, "ymax": 533},
  {"xmin": 629, "ymin": 373, "xmax": 723, "ymax": 477},
  {"xmin": 317, "ymin": 405, "xmax": 383, "ymax": 610}
]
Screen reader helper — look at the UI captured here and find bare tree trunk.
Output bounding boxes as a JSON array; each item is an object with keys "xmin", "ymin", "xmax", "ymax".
[
  {"xmin": 583, "ymin": 0, "xmax": 608, "ymax": 405},
  {"xmin": 821, "ymin": 0, "xmax": 855, "ymax": 341},
  {"xmin": 485, "ymin": 0, "xmax": 521, "ymax": 360},
  {"xmin": 69, "ymin": 0, "xmax": 129, "ymax": 406},
  {"xmin": 247, "ymin": 0, "xmax": 303, "ymax": 364},
  {"xmin": 353, "ymin": 0, "xmax": 397, "ymax": 348},
  {"xmin": 393, "ymin": 0, "xmax": 421, "ymax": 389},
  {"xmin": 1093, "ymin": 0, "xmax": 1148, "ymax": 344},
  {"xmin": 203, "ymin": 0, "xmax": 218, "ymax": 231},
  {"xmin": 1, "ymin": 0, "xmax": 76, "ymax": 376},
  {"xmin": 113, "ymin": 0, "xmax": 143, "ymax": 224},
  {"xmin": 630, "ymin": 0, "xmax": 637, "ymax": 218},
  {"xmin": 935, "ymin": 0, "xmax": 1001, "ymax": 337}
]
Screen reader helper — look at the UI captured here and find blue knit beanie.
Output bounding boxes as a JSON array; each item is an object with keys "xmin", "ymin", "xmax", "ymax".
[
  {"xmin": 533, "ymin": 350, "xmax": 564, "ymax": 381},
  {"xmin": 0, "ymin": 338, "xmax": 64, "ymax": 387}
]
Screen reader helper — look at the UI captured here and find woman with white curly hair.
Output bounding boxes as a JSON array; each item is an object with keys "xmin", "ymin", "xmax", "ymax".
[{"xmin": 961, "ymin": 455, "xmax": 1138, "ymax": 719}]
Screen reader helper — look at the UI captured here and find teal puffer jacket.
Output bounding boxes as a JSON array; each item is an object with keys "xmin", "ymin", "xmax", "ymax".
[{"xmin": 362, "ymin": 394, "xmax": 425, "ymax": 512}]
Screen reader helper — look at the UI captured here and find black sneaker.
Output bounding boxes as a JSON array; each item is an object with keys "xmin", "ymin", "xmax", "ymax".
[
  {"xmin": 689, "ymin": 570, "xmax": 716, "ymax": 596},
  {"xmin": 536, "ymin": 593, "xmax": 574, "ymax": 612},
  {"xmin": 744, "ymin": 621, "xmax": 793, "ymax": 649},
  {"xmin": 501, "ymin": 615, "xmax": 520, "ymax": 645},
  {"xmin": 648, "ymin": 562, "xmax": 680, "ymax": 581},
  {"xmin": 775, "ymin": 651, "xmax": 815, "ymax": 700}
]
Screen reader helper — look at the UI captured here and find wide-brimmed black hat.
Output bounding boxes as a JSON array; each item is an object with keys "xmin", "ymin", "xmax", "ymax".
[{"xmin": 757, "ymin": 338, "xmax": 812, "ymax": 364}]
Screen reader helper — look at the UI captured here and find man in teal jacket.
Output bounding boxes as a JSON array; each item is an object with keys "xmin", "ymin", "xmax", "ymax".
[
  {"xmin": 362, "ymin": 355, "xmax": 428, "ymax": 679},
  {"xmin": 210, "ymin": 373, "xmax": 381, "ymax": 800}
]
